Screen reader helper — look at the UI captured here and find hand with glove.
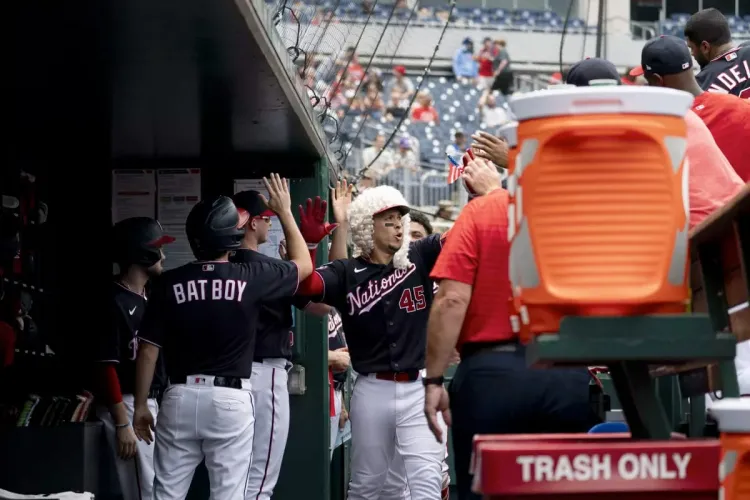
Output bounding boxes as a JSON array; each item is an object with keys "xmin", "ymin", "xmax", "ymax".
[{"xmin": 299, "ymin": 196, "xmax": 338, "ymax": 249}]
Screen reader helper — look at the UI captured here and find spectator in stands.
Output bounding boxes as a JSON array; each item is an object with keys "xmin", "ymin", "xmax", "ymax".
[
  {"xmin": 491, "ymin": 39, "xmax": 513, "ymax": 102},
  {"xmin": 411, "ymin": 92, "xmax": 440, "ymax": 123},
  {"xmin": 336, "ymin": 46, "xmax": 364, "ymax": 83},
  {"xmin": 360, "ymin": 133, "xmax": 395, "ymax": 189},
  {"xmin": 394, "ymin": 137, "xmax": 418, "ymax": 172},
  {"xmin": 362, "ymin": 87, "xmax": 385, "ymax": 118},
  {"xmin": 389, "ymin": 66, "xmax": 415, "ymax": 106},
  {"xmin": 453, "ymin": 38, "xmax": 479, "ymax": 86},
  {"xmin": 445, "ymin": 131, "xmax": 467, "ymax": 165},
  {"xmin": 409, "ymin": 211, "xmax": 434, "ymax": 241},
  {"xmin": 569, "ymin": 56, "xmax": 744, "ymax": 228},
  {"xmin": 477, "ymin": 37, "xmax": 498, "ymax": 89},
  {"xmin": 386, "ymin": 94, "xmax": 408, "ymax": 120},
  {"xmin": 477, "ymin": 94, "xmax": 509, "ymax": 129},
  {"xmin": 632, "ymin": 35, "xmax": 750, "ymax": 182},
  {"xmin": 364, "ymin": 70, "xmax": 384, "ymax": 93}
]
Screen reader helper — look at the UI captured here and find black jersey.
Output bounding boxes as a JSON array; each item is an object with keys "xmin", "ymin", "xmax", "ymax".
[
  {"xmin": 138, "ymin": 260, "xmax": 299, "ymax": 380},
  {"xmin": 313, "ymin": 234, "xmax": 443, "ymax": 374},
  {"xmin": 327, "ymin": 309, "xmax": 347, "ymax": 386},
  {"xmin": 229, "ymin": 249, "xmax": 310, "ymax": 360},
  {"xmin": 96, "ymin": 282, "xmax": 165, "ymax": 393},
  {"xmin": 696, "ymin": 45, "xmax": 750, "ymax": 98}
]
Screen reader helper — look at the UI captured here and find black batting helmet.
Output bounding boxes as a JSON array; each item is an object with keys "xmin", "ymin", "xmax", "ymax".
[
  {"xmin": 185, "ymin": 196, "xmax": 248, "ymax": 260},
  {"xmin": 113, "ymin": 217, "xmax": 175, "ymax": 268}
]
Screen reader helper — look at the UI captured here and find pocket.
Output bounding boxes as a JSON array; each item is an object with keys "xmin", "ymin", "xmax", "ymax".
[{"xmin": 212, "ymin": 395, "xmax": 248, "ymax": 412}]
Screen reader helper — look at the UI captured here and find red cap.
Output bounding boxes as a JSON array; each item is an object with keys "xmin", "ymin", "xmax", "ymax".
[
  {"xmin": 394, "ymin": 65, "xmax": 406, "ymax": 76},
  {"xmin": 629, "ymin": 65, "xmax": 644, "ymax": 77}
]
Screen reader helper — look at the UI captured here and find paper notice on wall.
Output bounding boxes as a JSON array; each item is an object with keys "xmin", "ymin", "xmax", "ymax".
[
  {"xmin": 111, "ymin": 170, "xmax": 156, "ymax": 224},
  {"xmin": 158, "ymin": 169, "xmax": 201, "ymax": 270},
  {"xmin": 233, "ymin": 179, "xmax": 284, "ymax": 260}
]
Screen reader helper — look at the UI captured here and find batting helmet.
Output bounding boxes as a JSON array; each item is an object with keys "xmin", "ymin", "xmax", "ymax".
[
  {"xmin": 112, "ymin": 217, "xmax": 175, "ymax": 267},
  {"xmin": 186, "ymin": 196, "xmax": 248, "ymax": 260}
]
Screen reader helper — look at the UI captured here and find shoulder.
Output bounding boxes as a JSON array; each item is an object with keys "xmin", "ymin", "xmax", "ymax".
[{"xmin": 229, "ymin": 249, "xmax": 268, "ymax": 264}]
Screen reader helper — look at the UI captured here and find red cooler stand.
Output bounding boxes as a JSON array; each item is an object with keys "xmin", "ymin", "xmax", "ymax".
[{"xmin": 472, "ymin": 435, "xmax": 720, "ymax": 499}]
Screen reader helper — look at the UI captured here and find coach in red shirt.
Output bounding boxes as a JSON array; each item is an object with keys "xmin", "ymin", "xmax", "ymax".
[
  {"xmin": 631, "ymin": 35, "xmax": 750, "ymax": 181},
  {"xmin": 424, "ymin": 159, "xmax": 600, "ymax": 500}
]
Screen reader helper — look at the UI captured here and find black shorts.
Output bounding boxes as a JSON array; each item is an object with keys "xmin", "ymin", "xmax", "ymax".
[{"xmin": 492, "ymin": 71, "xmax": 514, "ymax": 95}]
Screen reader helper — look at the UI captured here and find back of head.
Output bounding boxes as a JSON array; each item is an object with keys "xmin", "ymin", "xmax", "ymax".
[
  {"xmin": 113, "ymin": 217, "xmax": 174, "ymax": 268},
  {"xmin": 565, "ymin": 58, "xmax": 621, "ymax": 87},
  {"xmin": 186, "ymin": 196, "xmax": 246, "ymax": 261},
  {"xmin": 684, "ymin": 8, "xmax": 731, "ymax": 48}
]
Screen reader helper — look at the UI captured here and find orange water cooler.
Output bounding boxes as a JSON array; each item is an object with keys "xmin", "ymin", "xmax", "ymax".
[
  {"xmin": 505, "ymin": 86, "xmax": 695, "ymax": 336},
  {"xmin": 710, "ymin": 398, "xmax": 750, "ymax": 499}
]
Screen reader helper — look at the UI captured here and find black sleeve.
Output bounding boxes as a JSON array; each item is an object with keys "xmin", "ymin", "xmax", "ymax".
[
  {"xmin": 138, "ymin": 278, "xmax": 167, "ymax": 349},
  {"xmin": 245, "ymin": 260, "xmax": 300, "ymax": 302},
  {"xmin": 292, "ymin": 295, "xmax": 312, "ymax": 310},
  {"xmin": 96, "ymin": 301, "xmax": 122, "ymax": 362},
  {"xmin": 312, "ymin": 259, "xmax": 349, "ymax": 309},
  {"xmin": 411, "ymin": 233, "xmax": 443, "ymax": 273}
]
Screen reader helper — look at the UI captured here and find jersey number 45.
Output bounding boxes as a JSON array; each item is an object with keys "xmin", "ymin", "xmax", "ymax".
[{"xmin": 399, "ymin": 286, "xmax": 427, "ymax": 313}]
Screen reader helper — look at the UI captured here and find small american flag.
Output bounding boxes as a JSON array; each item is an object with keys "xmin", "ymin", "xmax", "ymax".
[{"xmin": 446, "ymin": 154, "xmax": 463, "ymax": 184}]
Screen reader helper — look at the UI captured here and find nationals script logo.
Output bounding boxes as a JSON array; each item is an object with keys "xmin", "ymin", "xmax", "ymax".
[{"xmin": 347, "ymin": 264, "xmax": 416, "ymax": 315}]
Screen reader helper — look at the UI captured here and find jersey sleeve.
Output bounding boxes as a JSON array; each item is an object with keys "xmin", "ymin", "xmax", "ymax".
[
  {"xmin": 430, "ymin": 203, "xmax": 480, "ymax": 285},
  {"xmin": 411, "ymin": 233, "xmax": 444, "ymax": 273},
  {"xmin": 96, "ymin": 301, "xmax": 123, "ymax": 362},
  {"xmin": 246, "ymin": 260, "xmax": 300, "ymax": 302},
  {"xmin": 138, "ymin": 278, "xmax": 167, "ymax": 349},
  {"xmin": 312, "ymin": 259, "xmax": 349, "ymax": 307}
]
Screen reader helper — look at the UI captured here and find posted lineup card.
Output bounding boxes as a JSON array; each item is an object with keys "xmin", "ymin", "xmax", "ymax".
[{"xmin": 472, "ymin": 436, "xmax": 720, "ymax": 495}]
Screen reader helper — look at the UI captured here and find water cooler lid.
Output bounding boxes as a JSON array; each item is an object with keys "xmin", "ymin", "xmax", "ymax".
[
  {"xmin": 497, "ymin": 121, "xmax": 519, "ymax": 147},
  {"xmin": 508, "ymin": 86, "xmax": 694, "ymax": 121},
  {"xmin": 709, "ymin": 398, "xmax": 750, "ymax": 433}
]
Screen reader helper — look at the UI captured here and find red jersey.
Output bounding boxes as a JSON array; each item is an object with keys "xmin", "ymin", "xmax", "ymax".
[
  {"xmin": 478, "ymin": 48, "xmax": 496, "ymax": 77},
  {"xmin": 692, "ymin": 92, "xmax": 750, "ymax": 182},
  {"xmin": 411, "ymin": 106, "xmax": 439, "ymax": 123},
  {"xmin": 430, "ymin": 190, "xmax": 513, "ymax": 347}
]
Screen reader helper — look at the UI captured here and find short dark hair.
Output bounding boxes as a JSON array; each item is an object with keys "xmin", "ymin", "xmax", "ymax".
[
  {"xmin": 409, "ymin": 212, "xmax": 433, "ymax": 235},
  {"xmin": 684, "ymin": 8, "xmax": 731, "ymax": 46}
]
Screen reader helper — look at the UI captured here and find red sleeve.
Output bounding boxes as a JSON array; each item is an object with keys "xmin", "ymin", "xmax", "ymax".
[
  {"xmin": 99, "ymin": 363, "xmax": 123, "ymax": 405},
  {"xmin": 430, "ymin": 202, "xmax": 480, "ymax": 285},
  {"xmin": 297, "ymin": 271, "xmax": 325, "ymax": 296}
]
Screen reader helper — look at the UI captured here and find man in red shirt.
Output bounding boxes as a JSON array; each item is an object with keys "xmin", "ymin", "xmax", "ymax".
[
  {"xmin": 631, "ymin": 35, "xmax": 750, "ymax": 181},
  {"xmin": 410, "ymin": 92, "xmax": 440, "ymax": 123},
  {"xmin": 424, "ymin": 158, "xmax": 598, "ymax": 500}
]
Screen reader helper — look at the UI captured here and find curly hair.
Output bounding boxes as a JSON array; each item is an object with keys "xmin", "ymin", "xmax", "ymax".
[{"xmin": 347, "ymin": 186, "xmax": 412, "ymax": 269}]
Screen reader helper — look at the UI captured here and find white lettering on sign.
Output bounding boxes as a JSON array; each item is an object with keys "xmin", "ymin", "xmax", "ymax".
[{"xmin": 516, "ymin": 453, "xmax": 691, "ymax": 482}]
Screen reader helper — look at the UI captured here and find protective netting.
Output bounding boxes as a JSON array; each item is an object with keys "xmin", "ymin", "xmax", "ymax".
[{"xmin": 269, "ymin": 0, "xmax": 456, "ymax": 188}]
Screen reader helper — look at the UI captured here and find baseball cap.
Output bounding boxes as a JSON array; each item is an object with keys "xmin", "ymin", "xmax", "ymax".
[
  {"xmin": 399, "ymin": 137, "xmax": 411, "ymax": 148},
  {"xmin": 630, "ymin": 35, "xmax": 692, "ymax": 77},
  {"xmin": 393, "ymin": 65, "xmax": 406, "ymax": 76},
  {"xmin": 565, "ymin": 58, "xmax": 621, "ymax": 86},
  {"xmin": 232, "ymin": 190, "xmax": 274, "ymax": 220}
]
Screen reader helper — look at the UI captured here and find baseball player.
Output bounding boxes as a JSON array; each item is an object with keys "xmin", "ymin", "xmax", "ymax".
[
  {"xmin": 297, "ymin": 185, "xmax": 446, "ymax": 500},
  {"xmin": 131, "ymin": 174, "xmax": 313, "ymax": 500},
  {"xmin": 95, "ymin": 217, "xmax": 174, "ymax": 500},
  {"xmin": 229, "ymin": 189, "xmax": 316, "ymax": 500}
]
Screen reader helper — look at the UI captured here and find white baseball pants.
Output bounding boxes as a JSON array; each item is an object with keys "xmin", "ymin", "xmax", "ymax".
[
  {"xmin": 245, "ymin": 359, "xmax": 290, "ymax": 500},
  {"xmin": 152, "ymin": 376, "xmax": 255, "ymax": 500},
  {"xmin": 97, "ymin": 395, "xmax": 158, "ymax": 500},
  {"xmin": 348, "ymin": 374, "xmax": 444, "ymax": 500}
]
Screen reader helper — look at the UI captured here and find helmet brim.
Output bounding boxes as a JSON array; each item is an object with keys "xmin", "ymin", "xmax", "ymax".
[{"xmin": 374, "ymin": 204, "xmax": 410, "ymax": 216}]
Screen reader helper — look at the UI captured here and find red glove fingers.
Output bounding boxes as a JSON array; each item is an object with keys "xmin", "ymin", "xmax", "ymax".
[{"xmin": 299, "ymin": 196, "xmax": 338, "ymax": 246}]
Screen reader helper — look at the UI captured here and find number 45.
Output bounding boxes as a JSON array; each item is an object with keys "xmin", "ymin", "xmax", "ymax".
[{"xmin": 399, "ymin": 286, "xmax": 426, "ymax": 313}]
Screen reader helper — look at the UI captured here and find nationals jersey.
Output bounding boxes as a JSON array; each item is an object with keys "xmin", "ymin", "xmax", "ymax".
[
  {"xmin": 138, "ymin": 260, "xmax": 299, "ymax": 380},
  {"xmin": 696, "ymin": 45, "xmax": 750, "ymax": 98},
  {"xmin": 328, "ymin": 309, "xmax": 347, "ymax": 387},
  {"xmin": 230, "ymin": 249, "xmax": 310, "ymax": 360},
  {"xmin": 96, "ymin": 282, "xmax": 165, "ymax": 393},
  {"xmin": 313, "ymin": 234, "xmax": 443, "ymax": 374}
]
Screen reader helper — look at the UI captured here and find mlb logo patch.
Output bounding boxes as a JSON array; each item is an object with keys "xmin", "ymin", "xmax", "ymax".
[
  {"xmin": 726, "ymin": 52, "xmax": 738, "ymax": 61},
  {"xmin": 202, "ymin": 264, "xmax": 215, "ymax": 271},
  {"xmin": 682, "ymin": 62, "xmax": 690, "ymax": 69}
]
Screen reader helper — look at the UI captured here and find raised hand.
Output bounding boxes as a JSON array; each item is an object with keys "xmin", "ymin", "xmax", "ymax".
[
  {"xmin": 462, "ymin": 157, "xmax": 502, "ymax": 196},
  {"xmin": 331, "ymin": 179, "xmax": 354, "ymax": 224},
  {"xmin": 299, "ymin": 196, "xmax": 338, "ymax": 246},
  {"xmin": 260, "ymin": 173, "xmax": 292, "ymax": 216},
  {"xmin": 470, "ymin": 131, "xmax": 509, "ymax": 169}
]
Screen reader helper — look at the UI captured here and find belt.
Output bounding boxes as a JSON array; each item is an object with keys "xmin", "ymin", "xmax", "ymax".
[
  {"xmin": 372, "ymin": 370, "xmax": 420, "ymax": 383},
  {"xmin": 174, "ymin": 375, "xmax": 243, "ymax": 389},
  {"xmin": 460, "ymin": 340, "xmax": 518, "ymax": 359}
]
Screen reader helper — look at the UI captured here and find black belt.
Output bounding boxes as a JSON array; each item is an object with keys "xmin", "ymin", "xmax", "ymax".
[
  {"xmin": 460, "ymin": 340, "xmax": 519, "ymax": 359},
  {"xmin": 174, "ymin": 376, "xmax": 243, "ymax": 389}
]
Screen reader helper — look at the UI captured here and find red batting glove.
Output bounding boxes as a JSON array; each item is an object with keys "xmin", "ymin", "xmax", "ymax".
[{"xmin": 299, "ymin": 196, "xmax": 337, "ymax": 247}]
